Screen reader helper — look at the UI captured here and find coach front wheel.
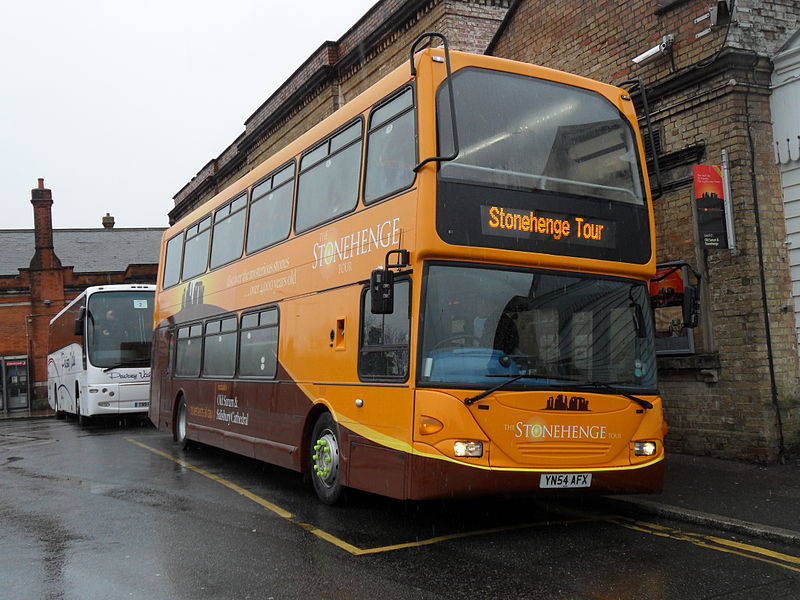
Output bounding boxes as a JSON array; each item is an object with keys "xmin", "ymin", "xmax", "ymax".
[
  {"xmin": 309, "ymin": 412, "xmax": 343, "ymax": 505},
  {"xmin": 76, "ymin": 400, "xmax": 89, "ymax": 427}
]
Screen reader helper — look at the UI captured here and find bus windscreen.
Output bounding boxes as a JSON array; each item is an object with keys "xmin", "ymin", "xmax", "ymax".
[
  {"xmin": 86, "ymin": 291, "xmax": 154, "ymax": 368},
  {"xmin": 419, "ymin": 264, "xmax": 656, "ymax": 391}
]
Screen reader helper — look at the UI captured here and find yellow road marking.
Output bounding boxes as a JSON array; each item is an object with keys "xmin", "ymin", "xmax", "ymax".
[
  {"xmin": 611, "ymin": 517, "xmax": 800, "ymax": 574},
  {"xmin": 126, "ymin": 438, "xmax": 800, "ymax": 568},
  {"xmin": 125, "ymin": 438, "xmax": 292, "ymax": 519},
  {"xmin": 125, "ymin": 437, "xmax": 589, "ymax": 555}
]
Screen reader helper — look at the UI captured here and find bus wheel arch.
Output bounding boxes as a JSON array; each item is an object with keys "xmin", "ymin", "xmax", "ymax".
[
  {"xmin": 308, "ymin": 410, "xmax": 344, "ymax": 505},
  {"xmin": 54, "ymin": 384, "xmax": 65, "ymax": 419}
]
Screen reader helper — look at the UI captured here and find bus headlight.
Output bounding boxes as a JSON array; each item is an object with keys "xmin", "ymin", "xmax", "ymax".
[
  {"xmin": 634, "ymin": 441, "xmax": 658, "ymax": 456},
  {"xmin": 454, "ymin": 441, "xmax": 483, "ymax": 457}
]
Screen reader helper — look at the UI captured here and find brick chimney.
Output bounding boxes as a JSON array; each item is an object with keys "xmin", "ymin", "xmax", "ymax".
[
  {"xmin": 29, "ymin": 178, "xmax": 62, "ymax": 270},
  {"xmin": 27, "ymin": 178, "xmax": 66, "ymax": 410},
  {"xmin": 102, "ymin": 212, "xmax": 115, "ymax": 228}
]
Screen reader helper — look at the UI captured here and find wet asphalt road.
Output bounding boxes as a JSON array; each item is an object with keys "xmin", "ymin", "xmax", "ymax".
[{"xmin": 1, "ymin": 418, "xmax": 799, "ymax": 600}]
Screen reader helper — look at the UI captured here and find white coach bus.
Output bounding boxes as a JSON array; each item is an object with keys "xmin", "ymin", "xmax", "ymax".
[{"xmin": 48, "ymin": 284, "xmax": 155, "ymax": 424}]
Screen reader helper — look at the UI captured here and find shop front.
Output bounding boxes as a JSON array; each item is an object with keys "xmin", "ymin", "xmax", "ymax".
[{"xmin": 2, "ymin": 356, "xmax": 30, "ymax": 412}]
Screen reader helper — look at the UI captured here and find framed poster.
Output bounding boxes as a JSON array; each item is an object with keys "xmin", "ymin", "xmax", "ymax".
[{"xmin": 693, "ymin": 165, "xmax": 729, "ymax": 249}]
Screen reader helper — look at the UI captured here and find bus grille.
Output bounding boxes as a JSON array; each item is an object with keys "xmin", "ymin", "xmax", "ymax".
[{"xmin": 515, "ymin": 442, "xmax": 612, "ymax": 459}]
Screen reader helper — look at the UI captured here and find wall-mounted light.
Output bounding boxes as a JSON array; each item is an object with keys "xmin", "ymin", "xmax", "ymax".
[{"xmin": 632, "ymin": 35, "xmax": 674, "ymax": 66}]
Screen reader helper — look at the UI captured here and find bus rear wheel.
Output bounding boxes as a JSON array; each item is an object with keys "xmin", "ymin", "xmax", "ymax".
[
  {"xmin": 54, "ymin": 386, "xmax": 66, "ymax": 420},
  {"xmin": 309, "ymin": 412, "xmax": 343, "ymax": 505},
  {"xmin": 174, "ymin": 397, "xmax": 189, "ymax": 449}
]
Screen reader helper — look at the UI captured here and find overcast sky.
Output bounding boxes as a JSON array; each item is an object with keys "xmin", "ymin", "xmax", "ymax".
[{"xmin": 1, "ymin": 0, "xmax": 377, "ymax": 230}]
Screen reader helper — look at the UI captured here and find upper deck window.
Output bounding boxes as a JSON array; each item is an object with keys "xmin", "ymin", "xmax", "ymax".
[
  {"xmin": 364, "ymin": 88, "xmax": 416, "ymax": 203},
  {"xmin": 247, "ymin": 162, "xmax": 295, "ymax": 254},
  {"xmin": 437, "ymin": 68, "xmax": 643, "ymax": 206},
  {"xmin": 162, "ymin": 234, "xmax": 183, "ymax": 289},
  {"xmin": 182, "ymin": 217, "xmax": 211, "ymax": 280},
  {"xmin": 210, "ymin": 194, "xmax": 247, "ymax": 269},
  {"xmin": 296, "ymin": 120, "xmax": 363, "ymax": 232}
]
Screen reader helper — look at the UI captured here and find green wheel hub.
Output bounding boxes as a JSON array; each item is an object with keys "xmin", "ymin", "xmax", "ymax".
[{"xmin": 312, "ymin": 430, "xmax": 339, "ymax": 487}]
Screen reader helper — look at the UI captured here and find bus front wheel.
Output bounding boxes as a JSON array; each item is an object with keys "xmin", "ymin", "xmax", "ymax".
[
  {"xmin": 174, "ymin": 397, "xmax": 189, "ymax": 449},
  {"xmin": 76, "ymin": 400, "xmax": 89, "ymax": 427},
  {"xmin": 309, "ymin": 412, "xmax": 343, "ymax": 505}
]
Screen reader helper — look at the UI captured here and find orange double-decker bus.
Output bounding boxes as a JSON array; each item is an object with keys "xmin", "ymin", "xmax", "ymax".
[{"xmin": 150, "ymin": 34, "xmax": 691, "ymax": 504}]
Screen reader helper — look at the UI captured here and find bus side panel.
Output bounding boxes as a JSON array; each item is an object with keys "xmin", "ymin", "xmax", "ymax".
[
  {"xmin": 49, "ymin": 294, "xmax": 86, "ymax": 416},
  {"xmin": 149, "ymin": 325, "xmax": 173, "ymax": 433},
  {"xmin": 48, "ymin": 342, "xmax": 83, "ymax": 416}
]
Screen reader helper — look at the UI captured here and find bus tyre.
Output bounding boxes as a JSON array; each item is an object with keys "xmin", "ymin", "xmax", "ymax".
[
  {"xmin": 174, "ymin": 397, "xmax": 189, "ymax": 449},
  {"xmin": 77, "ymin": 401, "xmax": 89, "ymax": 427},
  {"xmin": 54, "ymin": 385, "xmax": 66, "ymax": 419},
  {"xmin": 310, "ymin": 413, "xmax": 343, "ymax": 505}
]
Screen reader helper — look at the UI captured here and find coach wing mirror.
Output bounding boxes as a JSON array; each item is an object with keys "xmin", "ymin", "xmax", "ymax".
[
  {"xmin": 370, "ymin": 249, "xmax": 409, "ymax": 314},
  {"xmin": 652, "ymin": 261, "xmax": 702, "ymax": 329},
  {"xmin": 74, "ymin": 308, "xmax": 85, "ymax": 336},
  {"xmin": 370, "ymin": 269, "xmax": 394, "ymax": 314},
  {"xmin": 683, "ymin": 284, "xmax": 700, "ymax": 329}
]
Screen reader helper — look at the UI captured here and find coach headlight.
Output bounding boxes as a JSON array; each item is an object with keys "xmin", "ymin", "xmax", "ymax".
[
  {"xmin": 454, "ymin": 441, "xmax": 483, "ymax": 457},
  {"xmin": 634, "ymin": 441, "xmax": 658, "ymax": 456}
]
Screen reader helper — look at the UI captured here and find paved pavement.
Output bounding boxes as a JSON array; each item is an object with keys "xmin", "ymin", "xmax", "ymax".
[
  {"xmin": 3, "ymin": 410, "xmax": 798, "ymax": 545},
  {"xmin": 607, "ymin": 451, "xmax": 800, "ymax": 546}
]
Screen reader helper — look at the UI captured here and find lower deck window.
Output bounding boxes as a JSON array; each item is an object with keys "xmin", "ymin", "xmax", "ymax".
[
  {"xmin": 359, "ymin": 280, "xmax": 410, "ymax": 380},
  {"xmin": 175, "ymin": 324, "xmax": 203, "ymax": 377},
  {"xmin": 239, "ymin": 308, "xmax": 279, "ymax": 378}
]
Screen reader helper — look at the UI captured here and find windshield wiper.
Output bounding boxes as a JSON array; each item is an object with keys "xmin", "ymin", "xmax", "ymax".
[
  {"xmin": 103, "ymin": 358, "xmax": 149, "ymax": 372},
  {"xmin": 464, "ymin": 372, "xmax": 534, "ymax": 405},
  {"xmin": 571, "ymin": 381, "xmax": 653, "ymax": 410}
]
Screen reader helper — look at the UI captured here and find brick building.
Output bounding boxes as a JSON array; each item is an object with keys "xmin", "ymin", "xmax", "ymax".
[
  {"xmin": 169, "ymin": 0, "xmax": 799, "ymax": 461},
  {"xmin": 488, "ymin": 0, "xmax": 800, "ymax": 461},
  {"xmin": 0, "ymin": 180, "xmax": 165, "ymax": 412}
]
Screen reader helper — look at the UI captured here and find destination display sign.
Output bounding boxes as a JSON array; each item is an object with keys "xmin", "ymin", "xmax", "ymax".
[
  {"xmin": 436, "ymin": 181, "xmax": 651, "ymax": 264},
  {"xmin": 480, "ymin": 205, "xmax": 615, "ymax": 248}
]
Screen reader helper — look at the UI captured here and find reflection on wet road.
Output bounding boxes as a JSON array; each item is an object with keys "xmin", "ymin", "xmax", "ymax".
[
  {"xmin": 127, "ymin": 435, "xmax": 800, "ymax": 570},
  {"xmin": 1, "ymin": 418, "xmax": 799, "ymax": 599}
]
